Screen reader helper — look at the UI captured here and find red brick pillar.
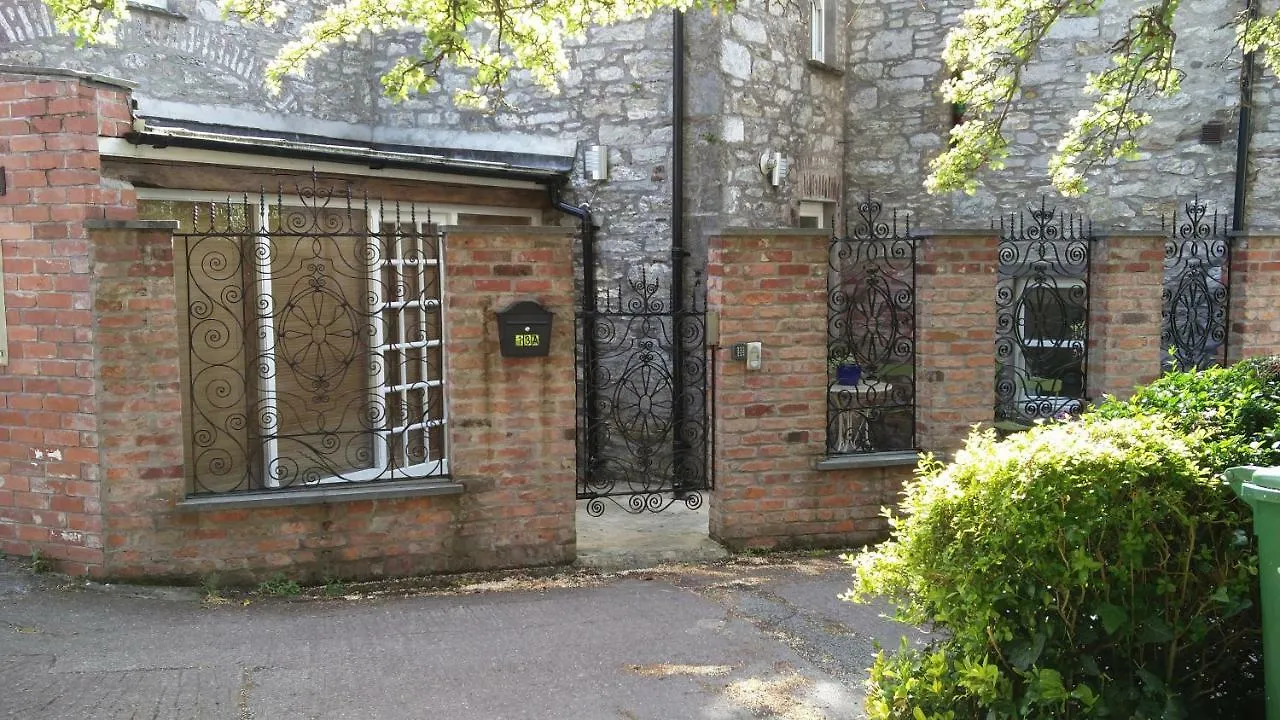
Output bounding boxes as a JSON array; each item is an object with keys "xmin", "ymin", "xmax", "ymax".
[
  {"xmin": 1229, "ymin": 233, "xmax": 1280, "ymax": 361},
  {"xmin": 0, "ymin": 69, "xmax": 134, "ymax": 575},
  {"xmin": 1088, "ymin": 234, "xmax": 1165, "ymax": 399},
  {"xmin": 915, "ymin": 231, "xmax": 998, "ymax": 456},
  {"xmin": 707, "ymin": 229, "xmax": 911, "ymax": 550},
  {"xmin": 445, "ymin": 227, "xmax": 578, "ymax": 568}
]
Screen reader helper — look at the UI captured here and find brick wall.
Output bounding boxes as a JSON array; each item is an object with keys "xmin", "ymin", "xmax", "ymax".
[
  {"xmin": 707, "ymin": 230, "xmax": 912, "ymax": 550},
  {"xmin": 443, "ymin": 227, "xmax": 578, "ymax": 572},
  {"xmin": 92, "ymin": 225, "xmax": 577, "ymax": 584},
  {"xmin": 0, "ymin": 70, "xmax": 133, "ymax": 575},
  {"xmin": 915, "ymin": 232, "xmax": 998, "ymax": 455},
  {"xmin": 1088, "ymin": 234, "xmax": 1165, "ymax": 399},
  {"xmin": 1229, "ymin": 233, "xmax": 1280, "ymax": 361}
]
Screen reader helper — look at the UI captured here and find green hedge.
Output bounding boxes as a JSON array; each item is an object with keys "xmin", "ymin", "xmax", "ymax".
[
  {"xmin": 1093, "ymin": 356, "xmax": 1280, "ymax": 474},
  {"xmin": 849, "ymin": 409, "xmax": 1262, "ymax": 718}
]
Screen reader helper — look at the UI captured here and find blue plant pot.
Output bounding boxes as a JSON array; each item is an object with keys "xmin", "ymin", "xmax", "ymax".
[{"xmin": 836, "ymin": 364, "xmax": 862, "ymax": 386}]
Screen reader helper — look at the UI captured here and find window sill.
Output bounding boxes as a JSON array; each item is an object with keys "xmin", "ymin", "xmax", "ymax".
[
  {"xmin": 816, "ymin": 450, "xmax": 919, "ymax": 471},
  {"xmin": 806, "ymin": 58, "xmax": 844, "ymax": 76},
  {"xmin": 178, "ymin": 479, "xmax": 465, "ymax": 511},
  {"xmin": 127, "ymin": 0, "xmax": 187, "ymax": 19}
]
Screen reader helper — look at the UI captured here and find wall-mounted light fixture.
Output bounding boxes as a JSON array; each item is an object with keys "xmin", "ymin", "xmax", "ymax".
[{"xmin": 759, "ymin": 151, "xmax": 787, "ymax": 187}]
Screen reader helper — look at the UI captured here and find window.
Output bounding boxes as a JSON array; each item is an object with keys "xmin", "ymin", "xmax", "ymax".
[
  {"xmin": 809, "ymin": 0, "xmax": 837, "ymax": 64},
  {"xmin": 798, "ymin": 201, "xmax": 827, "ymax": 229},
  {"xmin": 128, "ymin": 0, "xmax": 175, "ymax": 11},
  {"xmin": 1012, "ymin": 280, "xmax": 1087, "ymax": 416},
  {"xmin": 138, "ymin": 190, "xmax": 537, "ymax": 494}
]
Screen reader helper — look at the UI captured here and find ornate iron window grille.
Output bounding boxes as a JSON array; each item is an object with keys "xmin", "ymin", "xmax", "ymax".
[
  {"xmin": 995, "ymin": 198, "xmax": 1093, "ymax": 426},
  {"xmin": 575, "ymin": 265, "xmax": 712, "ymax": 516},
  {"xmin": 175, "ymin": 181, "xmax": 448, "ymax": 494},
  {"xmin": 826, "ymin": 196, "xmax": 918, "ymax": 455},
  {"xmin": 1162, "ymin": 196, "xmax": 1231, "ymax": 372}
]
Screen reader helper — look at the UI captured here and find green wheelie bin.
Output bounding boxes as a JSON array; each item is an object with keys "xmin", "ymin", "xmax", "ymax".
[{"xmin": 1228, "ymin": 465, "xmax": 1280, "ymax": 720}]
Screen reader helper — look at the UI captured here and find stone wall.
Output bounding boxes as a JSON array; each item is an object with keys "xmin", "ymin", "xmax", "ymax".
[
  {"xmin": 686, "ymin": 0, "xmax": 847, "ymax": 275},
  {"xmin": 843, "ymin": 0, "xmax": 1250, "ymax": 229},
  {"xmin": 0, "ymin": 0, "xmax": 684, "ymax": 274},
  {"xmin": 0, "ymin": 0, "xmax": 846, "ymax": 287}
]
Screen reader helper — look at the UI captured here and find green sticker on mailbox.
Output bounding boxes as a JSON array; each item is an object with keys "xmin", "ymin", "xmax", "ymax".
[{"xmin": 497, "ymin": 300, "xmax": 552, "ymax": 357}]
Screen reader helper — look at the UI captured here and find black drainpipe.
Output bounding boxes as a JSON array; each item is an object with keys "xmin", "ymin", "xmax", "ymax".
[
  {"xmin": 552, "ymin": 185, "xmax": 597, "ymax": 488},
  {"xmin": 1234, "ymin": 0, "xmax": 1257, "ymax": 233},
  {"xmin": 1225, "ymin": 0, "xmax": 1257, "ymax": 365},
  {"xmin": 671, "ymin": 9, "xmax": 688, "ymax": 494}
]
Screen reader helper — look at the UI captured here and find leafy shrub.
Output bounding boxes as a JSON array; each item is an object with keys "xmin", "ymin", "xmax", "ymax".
[
  {"xmin": 1093, "ymin": 356, "xmax": 1280, "ymax": 474},
  {"xmin": 848, "ymin": 416, "xmax": 1261, "ymax": 719}
]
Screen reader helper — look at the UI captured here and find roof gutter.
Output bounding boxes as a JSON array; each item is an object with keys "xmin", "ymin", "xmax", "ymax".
[{"xmin": 125, "ymin": 123, "xmax": 573, "ymax": 185}]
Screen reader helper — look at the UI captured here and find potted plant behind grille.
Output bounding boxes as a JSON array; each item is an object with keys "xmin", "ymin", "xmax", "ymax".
[{"xmin": 829, "ymin": 352, "xmax": 862, "ymax": 386}]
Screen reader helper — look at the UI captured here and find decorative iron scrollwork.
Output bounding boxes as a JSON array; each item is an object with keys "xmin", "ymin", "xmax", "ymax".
[
  {"xmin": 1162, "ymin": 196, "xmax": 1230, "ymax": 372},
  {"xmin": 995, "ymin": 198, "xmax": 1093, "ymax": 426},
  {"xmin": 176, "ymin": 179, "xmax": 446, "ymax": 494},
  {"xmin": 576, "ymin": 267, "xmax": 711, "ymax": 515},
  {"xmin": 827, "ymin": 196, "xmax": 918, "ymax": 454}
]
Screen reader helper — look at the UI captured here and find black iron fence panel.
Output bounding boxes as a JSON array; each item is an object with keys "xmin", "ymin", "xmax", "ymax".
[
  {"xmin": 174, "ymin": 183, "xmax": 447, "ymax": 494},
  {"xmin": 576, "ymin": 267, "xmax": 711, "ymax": 516},
  {"xmin": 995, "ymin": 199, "xmax": 1093, "ymax": 426},
  {"xmin": 827, "ymin": 197, "xmax": 918, "ymax": 455},
  {"xmin": 1162, "ymin": 197, "xmax": 1231, "ymax": 372}
]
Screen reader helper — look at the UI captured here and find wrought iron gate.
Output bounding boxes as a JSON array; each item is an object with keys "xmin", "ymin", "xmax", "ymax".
[
  {"xmin": 1162, "ymin": 197, "xmax": 1230, "ymax": 372},
  {"xmin": 995, "ymin": 199, "xmax": 1093, "ymax": 426},
  {"xmin": 575, "ymin": 255, "xmax": 712, "ymax": 516}
]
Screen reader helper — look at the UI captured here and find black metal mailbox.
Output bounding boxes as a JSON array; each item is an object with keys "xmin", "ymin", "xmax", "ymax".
[{"xmin": 496, "ymin": 300, "xmax": 553, "ymax": 357}]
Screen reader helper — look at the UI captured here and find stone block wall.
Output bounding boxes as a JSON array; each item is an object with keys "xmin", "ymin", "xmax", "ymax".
[
  {"xmin": 707, "ymin": 229, "xmax": 912, "ymax": 550},
  {"xmin": 0, "ymin": 69, "xmax": 133, "ymax": 576},
  {"xmin": 843, "ymin": 0, "xmax": 1245, "ymax": 229}
]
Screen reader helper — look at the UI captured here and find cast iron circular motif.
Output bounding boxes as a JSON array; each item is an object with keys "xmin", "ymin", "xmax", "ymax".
[{"xmin": 278, "ymin": 287, "xmax": 360, "ymax": 398}]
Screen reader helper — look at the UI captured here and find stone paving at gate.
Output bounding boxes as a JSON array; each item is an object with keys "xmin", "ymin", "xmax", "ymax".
[
  {"xmin": 0, "ymin": 548, "xmax": 927, "ymax": 720},
  {"xmin": 575, "ymin": 497, "xmax": 730, "ymax": 570}
]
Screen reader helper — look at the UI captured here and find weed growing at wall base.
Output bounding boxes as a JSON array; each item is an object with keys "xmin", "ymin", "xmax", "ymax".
[{"xmin": 255, "ymin": 573, "xmax": 302, "ymax": 598}]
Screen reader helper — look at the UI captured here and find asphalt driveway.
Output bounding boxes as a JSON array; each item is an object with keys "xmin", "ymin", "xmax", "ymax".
[{"xmin": 0, "ymin": 554, "xmax": 925, "ymax": 719}]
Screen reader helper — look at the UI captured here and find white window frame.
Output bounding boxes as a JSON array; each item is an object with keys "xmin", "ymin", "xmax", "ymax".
[
  {"xmin": 809, "ymin": 0, "xmax": 837, "ymax": 64},
  {"xmin": 810, "ymin": 0, "xmax": 827, "ymax": 62},
  {"xmin": 798, "ymin": 200, "xmax": 827, "ymax": 229},
  {"xmin": 141, "ymin": 189, "xmax": 540, "ymax": 489},
  {"xmin": 1013, "ymin": 277, "xmax": 1086, "ymax": 417},
  {"xmin": 128, "ymin": 0, "xmax": 174, "ymax": 11}
]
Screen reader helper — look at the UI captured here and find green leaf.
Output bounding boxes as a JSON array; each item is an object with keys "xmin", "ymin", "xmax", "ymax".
[
  {"xmin": 1138, "ymin": 617, "xmax": 1175, "ymax": 644},
  {"xmin": 1007, "ymin": 631, "xmax": 1046, "ymax": 671},
  {"xmin": 1031, "ymin": 668, "xmax": 1069, "ymax": 702},
  {"xmin": 1097, "ymin": 603, "xmax": 1128, "ymax": 635}
]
